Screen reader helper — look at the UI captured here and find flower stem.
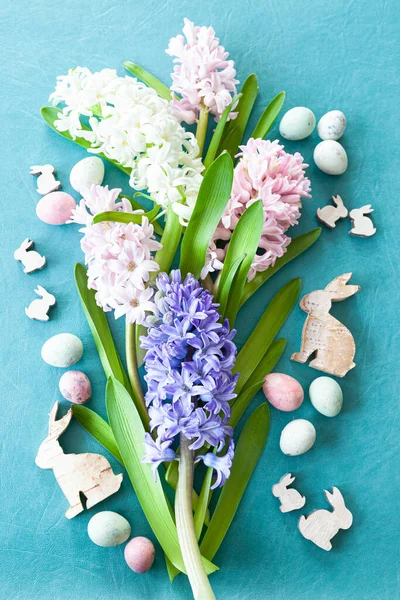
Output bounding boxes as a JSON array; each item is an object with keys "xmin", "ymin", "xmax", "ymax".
[
  {"xmin": 125, "ymin": 323, "xmax": 149, "ymax": 429},
  {"xmin": 175, "ymin": 434, "xmax": 216, "ymax": 600},
  {"xmin": 196, "ymin": 106, "xmax": 209, "ymax": 157}
]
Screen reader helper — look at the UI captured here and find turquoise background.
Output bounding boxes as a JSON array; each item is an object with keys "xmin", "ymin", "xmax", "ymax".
[{"xmin": 1, "ymin": 1, "xmax": 398, "ymax": 598}]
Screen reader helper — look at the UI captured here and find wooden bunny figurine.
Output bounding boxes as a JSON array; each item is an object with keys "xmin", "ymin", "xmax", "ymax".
[
  {"xmin": 14, "ymin": 238, "xmax": 46, "ymax": 273},
  {"xmin": 30, "ymin": 164, "xmax": 61, "ymax": 195},
  {"xmin": 317, "ymin": 195, "xmax": 348, "ymax": 229},
  {"xmin": 298, "ymin": 487, "xmax": 353, "ymax": 551},
  {"xmin": 272, "ymin": 473, "xmax": 306, "ymax": 513},
  {"xmin": 35, "ymin": 402, "xmax": 123, "ymax": 518},
  {"xmin": 291, "ymin": 273, "xmax": 360, "ymax": 377},
  {"xmin": 349, "ymin": 205, "xmax": 376, "ymax": 237},
  {"xmin": 25, "ymin": 286, "xmax": 56, "ymax": 321}
]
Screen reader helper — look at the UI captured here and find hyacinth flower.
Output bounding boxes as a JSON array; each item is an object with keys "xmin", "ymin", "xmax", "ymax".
[{"xmin": 141, "ymin": 270, "xmax": 238, "ymax": 599}]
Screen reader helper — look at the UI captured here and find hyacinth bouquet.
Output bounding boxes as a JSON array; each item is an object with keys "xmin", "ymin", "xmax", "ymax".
[{"xmin": 41, "ymin": 19, "xmax": 320, "ymax": 600}]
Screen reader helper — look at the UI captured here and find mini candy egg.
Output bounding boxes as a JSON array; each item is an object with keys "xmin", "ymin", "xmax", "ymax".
[
  {"xmin": 36, "ymin": 192, "xmax": 76, "ymax": 225},
  {"xmin": 59, "ymin": 370, "xmax": 92, "ymax": 404},
  {"xmin": 317, "ymin": 110, "xmax": 346, "ymax": 141},
  {"xmin": 279, "ymin": 107, "xmax": 316, "ymax": 141},
  {"xmin": 314, "ymin": 140, "xmax": 348, "ymax": 175},
  {"xmin": 280, "ymin": 419, "xmax": 316, "ymax": 456},
  {"xmin": 263, "ymin": 373, "xmax": 304, "ymax": 412},
  {"xmin": 88, "ymin": 511, "xmax": 131, "ymax": 547},
  {"xmin": 70, "ymin": 157, "xmax": 105, "ymax": 193},
  {"xmin": 124, "ymin": 537, "xmax": 155, "ymax": 574},
  {"xmin": 309, "ymin": 376, "xmax": 343, "ymax": 417},
  {"xmin": 41, "ymin": 333, "xmax": 83, "ymax": 368}
]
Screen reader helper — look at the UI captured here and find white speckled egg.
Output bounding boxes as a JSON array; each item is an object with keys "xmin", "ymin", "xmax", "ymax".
[
  {"xmin": 41, "ymin": 333, "xmax": 83, "ymax": 368},
  {"xmin": 317, "ymin": 110, "xmax": 346, "ymax": 141},
  {"xmin": 279, "ymin": 107, "xmax": 316, "ymax": 141},
  {"xmin": 314, "ymin": 140, "xmax": 348, "ymax": 175},
  {"xmin": 59, "ymin": 370, "xmax": 92, "ymax": 404},
  {"xmin": 88, "ymin": 511, "xmax": 131, "ymax": 547},
  {"xmin": 280, "ymin": 419, "xmax": 316, "ymax": 456},
  {"xmin": 70, "ymin": 157, "xmax": 105, "ymax": 193},
  {"xmin": 309, "ymin": 376, "xmax": 343, "ymax": 417}
]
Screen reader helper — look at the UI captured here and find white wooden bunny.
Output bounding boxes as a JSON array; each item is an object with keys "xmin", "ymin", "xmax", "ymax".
[
  {"xmin": 349, "ymin": 205, "xmax": 376, "ymax": 237},
  {"xmin": 316, "ymin": 195, "xmax": 348, "ymax": 229},
  {"xmin": 30, "ymin": 164, "xmax": 61, "ymax": 195},
  {"xmin": 35, "ymin": 402, "xmax": 123, "ymax": 518},
  {"xmin": 25, "ymin": 286, "xmax": 56, "ymax": 321},
  {"xmin": 14, "ymin": 238, "xmax": 46, "ymax": 273},
  {"xmin": 272, "ymin": 473, "xmax": 306, "ymax": 512},
  {"xmin": 291, "ymin": 273, "xmax": 360, "ymax": 377},
  {"xmin": 298, "ymin": 486, "xmax": 353, "ymax": 551}
]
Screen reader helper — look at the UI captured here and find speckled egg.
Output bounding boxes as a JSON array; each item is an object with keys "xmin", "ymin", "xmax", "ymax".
[
  {"xmin": 59, "ymin": 370, "xmax": 92, "ymax": 404},
  {"xmin": 41, "ymin": 333, "xmax": 83, "ymax": 368},
  {"xmin": 317, "ymin": 110, "xmax": 346, "ymax": 141},
  {"xmin": 279, "ymin": 107, "xmax": 316, "ymax": 141},
  {"xmin": 280, "ymin": 419, "xmax": 316, "ymax": 456},
  {"xmin": 36, "ymin": 192, "xmax": 76, "ymax": 225},
  {"xmin": 309, "ymin": 376, "xmax": 343, "ymax": 417},
  {"xmin": 70, "ymin": 157, "xmax": 105, "ymax": 193},
  {"xmin": 124, "ymin": 537, "xmax": 155, "ymax": 573},
  {"xmin": 88, "ymin": 511, "xmax": 131, "ymax": 547},
  {"xmin": 314, "ymin": 140, "xmax": 348, "ymax": 175},
  {"xmin": 263, "ymin": 373, "xmax": 304, "ymax": 412}
]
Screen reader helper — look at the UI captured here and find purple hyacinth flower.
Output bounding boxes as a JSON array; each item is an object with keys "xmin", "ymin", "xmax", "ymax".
[
  {"xmin": 197, "ymin": 439, "xmax": 235, "ymax": 489},
  {"xmin": 142, "ymin": 433, "xmax": 176, "ymax": 480}
]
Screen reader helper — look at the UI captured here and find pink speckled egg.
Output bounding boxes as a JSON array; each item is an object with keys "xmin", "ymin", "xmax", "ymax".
[
  {"xmin": 36, "ymin": 191, "xmax": 76, "ymax": 225},
  {"xmin": 263, "ymin": 373, "xmax": 304, "ymax": 412},
  {"xmin": 59, "ymin": 370, "xmax": 92, "ymax": 404},
  {"xmin": 124, "ymin": 537, "xmax": 155, "ymax": 574}
]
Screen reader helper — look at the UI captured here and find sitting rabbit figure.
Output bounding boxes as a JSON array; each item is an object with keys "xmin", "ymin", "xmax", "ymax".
[
  {"xmin": 30, "ymin": 164, "xmax": 61, "ymax": 195},
  {"xmin": 291, "ymin": 273, "xmax": 360, "ymax": 377},
  {"xmin": 14, "ymin": 238, "xmax": 46, "ymax": 273},
  {"xmin": 317, "ymin": 195, "xmax": 348, "ymax": 229},
  {"xmin": 35, "ymin": 402, "xmax": 123, "ymax": 519},
  {"xmin": 349, "ymin": 205, "xmax": 376, "ymax": 237},
  {"xmin": 272, "ymin": 473, "xmax": 306, "ymax": 513},
  {"xmin": 298, "ymin": 487, "xmax": 353, "ymax": 551},
  {"xmin": 25, "ymin": 286, "xmax": 56, "ymax": 321}
]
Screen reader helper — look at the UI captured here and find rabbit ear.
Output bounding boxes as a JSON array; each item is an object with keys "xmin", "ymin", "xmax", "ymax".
[
  {"xmin": 35, "ymin": 285, "xmax": 45, "ymax": 295},
  {"xmin": 361, "ymin": 204, "xmax": 374, "ymax": 214},
  {"xmin": 49, "ymin": 405, "xmax": 72, "ymax": 439},
  {"xmin": 325, "ymin": 487, "xmax": 345, "ymax": 508},
  {"xmin": 48, "ymin": 402, "xmax": 59, "ymax": 432},
  {"xmin": 281, "ymin": 473, "xmax": 295, "ymax": 485},
  {"xmin": 21, "ymin": 238, "xmax": 33, "ymax": 250},
  {"xmin": 29, "ymin": 165, "xmax": 43, "ymax": 175},
  {"xmin": 332, "ymin": 195, "xmax": 343, "ymax": 206},
  {"xmin": 325, "ymin": 273, "xmax": 360, "ymax": 301}
]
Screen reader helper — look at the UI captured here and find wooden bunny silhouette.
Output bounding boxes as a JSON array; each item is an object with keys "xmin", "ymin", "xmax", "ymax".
[
  {"xmin": 349, "ymin": 205, "xmax": 376, "ymax": 237},
  {"xmin": 35, "ymin": 402, "xmax": 123, "ymax": 518},
  {"xmin": 291, "ymin": 273, "xmax": 360, "ymax": 377},
  {"xmin": 272, "ymin": 473, "xmax": 306, "ymax": 512},
  {"xmin": 316, "ymin": 195, "xmax": 348, "ymax": 229},
  {"xmin": 25, "ymin": 286, "xmax": 56, "ymax": 321},
  {"xmin": 14, "ymin": 238, "xmax": 46, "ymax": 273},
  {"xmin": 30, "ymin": 164, "xmax": 61, "ymax": 195},
  {"xmin": 298, "ymin": 487, "xmax": 353, "ymax": 551}
]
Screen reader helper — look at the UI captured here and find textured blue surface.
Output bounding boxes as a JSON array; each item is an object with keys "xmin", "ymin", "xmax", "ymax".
[{"xmin": 1, "ymin": 1, "xmax": 399, "ymax": 599}]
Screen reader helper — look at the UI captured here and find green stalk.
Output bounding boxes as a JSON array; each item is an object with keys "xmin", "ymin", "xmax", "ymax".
[
  {"xmin": 196, "ymin": 106, "xmax": 209, "ymax": 157},
  {"xmin": 154, "ymin": 205, "xmax": 182, "ymax": 273},
  {"xmin": 125, "ymin": 323, "xmax": 149, "ymax": 429},
  {"xmin": 175, "ymin": 435, "xmax": 216, "ymax": 600}
]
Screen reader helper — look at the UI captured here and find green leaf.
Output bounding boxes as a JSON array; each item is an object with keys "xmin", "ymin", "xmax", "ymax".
[
  {"xmin": 220, "ymin": 201, "xmax": 264, "ymax": 325},
  {"xmin": 41, "ymin": 107, "xmax": 131, "ymax": 176},
  {"xmin": 215, "ymin": 254, "xmax": 245, "ymax": 317},
  {"xmin": 217, "ymin": 74, "xmax": 259, "ymax": 159},
  {"xmin": 106, "ymin": 377, "xmax": 218, "ymax": 576},
  {"xmin": 120, "ymin": 194, "xmax": 164, "ymax": 236},
  {"xmin": 200, "ymin": 403, "xmax": 270, "ymax": 560},
  {"xmin": 229, "ymin": 338, "xmax": 286, "ymax": 428},
  {"xmin": 194, "ymin": 467, "xmax": 214, "ymax": 540},
  {"xmin": 203, "ymin": 95, "xmax": 241, "ymax": 169},
  {"xmin": 92, "ymin": 204, "xmax": 160, "ymax": 226},
  {"xmin": 241, "ymin": 228, "xmax": 321, "ymax": 307},
  {"xmin": 155, "ymin": 205, "xmax": 183, "ymax": 273},
  {"xmin": 123, "ymin": 61, "xmax": 172, "ymax": 101},
  {"xmin": 180, "ymin": 152, "xmax": 233, "ymax": 279},
  {"xmin": 251, "ymin": 91, "xmax": 286, "ymax": 139},
  {"xmin": 234, "ymin": 278, "xmax": 301, "ymax": 394},
  {"xmin": 72, "ymin": 405, "xmax": 123, "ymax": 464}
]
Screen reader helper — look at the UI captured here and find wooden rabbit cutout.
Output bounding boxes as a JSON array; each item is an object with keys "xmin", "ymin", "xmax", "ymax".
[
  {"xmin": 349, "ymin": 205, "xmax": 376, "ymax": 237},
  {"xmin": 272, "ymin": 473, "xmax": 306, "ymax": 512},
  {"xmin": 14, "ymin": 238, "xmax": 46, "ymax": 273},
  {"xmin": 25, "ymin": 286, "xmax": 56, "ymax": 321},
  {"xmin": 35, "ymin": 402, "xmax": 123, "ymax": 519},
  {"xmin": 316, "ymin": 195, "xmax": 348, "ymax": 229},
  {"xmin": 298, "ymin": 487, "xmax": 353, "ymax": 551},
  {"xmin": 30, "ymin": 164, "xmax": 61, "ymax": 195},
  {"xmin": 291, "ymin": 273, "xmax": 360, "ymax": 377}
]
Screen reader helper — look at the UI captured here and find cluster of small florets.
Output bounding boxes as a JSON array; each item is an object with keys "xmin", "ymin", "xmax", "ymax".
[
  {"xmin": 141, "ymin": 270, "xmax": 237, "ymax": 488},
  {"xmin": 49, "ymin": 67, "xmax": 204, "ymax": 224},
  {"xmin": 202, "ymin": 138, "xmax": 312, "ymax": 280}
]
